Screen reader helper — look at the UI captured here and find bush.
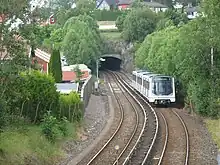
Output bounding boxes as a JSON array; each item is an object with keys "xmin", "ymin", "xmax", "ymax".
[
  {"xmin": 59, "ymin": 92, "xmax": 83, "ymax": 122},
  {"xmin": 7, "ymin": 70, "xmax": 59, "ymax": 123},
  {"xmin": 93, "ymin": 9, "xmax": 128, "ymax": 21},
  {"xmin": 41, "ymin": 111, "xmax": 70, "ymax": 142}
]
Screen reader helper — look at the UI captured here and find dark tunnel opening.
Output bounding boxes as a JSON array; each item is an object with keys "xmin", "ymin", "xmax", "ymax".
[{"xmin": 100, "ymin": 57, "xmax": 121, "ymax": 71}]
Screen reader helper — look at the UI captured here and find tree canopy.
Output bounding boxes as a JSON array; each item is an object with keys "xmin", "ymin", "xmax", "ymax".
[
  {"xmin": 62, "ymin": 15, "xmax": 101, "ymax": 70},
  {"xmin": 121, "ymin": 7, "xmax": 158, "ymax": 42}
]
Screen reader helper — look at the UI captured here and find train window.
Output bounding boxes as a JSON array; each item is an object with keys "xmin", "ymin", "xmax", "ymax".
[
  {"xmin": 132, "ymin": 75, "xmax": 136, "ymax": 81},
  {"xmin": 152, "ymin": 77, "xmax": 173, "ymax": 95},
  {"xmin": 138, "ymin": 77, "xmax": 142, "ymax": 85}
]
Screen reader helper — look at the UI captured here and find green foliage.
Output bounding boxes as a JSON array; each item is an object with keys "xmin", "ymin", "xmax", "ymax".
[
  {"xmin": 7, "ymin": 71, "xmax": 60, "ymax": 123},
  {"xmin": 122, "ymin": 7, "xmax": 158, "ymax": 42},
  {"xmin": 41, "ymin": 111, "xmax": 70, "ymax": 142},
  {"xmin": 75, "ymin": 0, "xmax": 96, "ymax": 15},
  {"xmin": 62, "ymin": 15, "xmax": 101, "ymax": 70},
  {"xmin": 163, "ymin": 9, "xmax": 189, "ymax": 26},
  {"xmin": 115, "ymin": 13, "xmax": 127, "ymax": 32},
  {"xmin": 0, "ymin": 125, "xmax": 64, "ymax": 165},
  {"xmin": 49, "ymin": 49, "xmax": 62, "ymax": 83},
  {"xmin": 135, "ymin": 17, "xmax": 220, "ymax": 117},
  {"xmin": 59, "ymin": 92, "xmax": 83, "ymax": 122},
  {"xmin": 43, "ymin": 27, "xmax": 65, "ymax": 50},
  {"xmin": 74, "ymin": 65, "xmax": 83, "ymax": 83},
  {"xmin": 93, "ymin": 9, "xmax": 128, "ymax": 21}
]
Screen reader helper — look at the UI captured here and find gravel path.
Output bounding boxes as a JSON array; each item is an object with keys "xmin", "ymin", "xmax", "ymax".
[{"xmin": 59, "ymin": 77, "xmax": 114, "ymax": 165}]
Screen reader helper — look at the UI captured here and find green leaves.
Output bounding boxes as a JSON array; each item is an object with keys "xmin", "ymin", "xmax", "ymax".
[
  {"xmin": 62, "ymin": 15, "xmax": 101, "ymax": 70},
  {"xmin": 49, "ymin": 49, "xmax": 62, "ymax": 83},
  {"xmin": 121, "ymin": 7, "xmax": 158, "ymax": 42},
  {"xmin": 135, "ymin": 17, "xmax": 220, "ymax": 117}
]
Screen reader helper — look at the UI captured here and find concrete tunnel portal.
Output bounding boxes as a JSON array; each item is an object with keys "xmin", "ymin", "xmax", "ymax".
[{"xmin": 99, "ymin": 54, "xmax": 122, "ymax": 71}]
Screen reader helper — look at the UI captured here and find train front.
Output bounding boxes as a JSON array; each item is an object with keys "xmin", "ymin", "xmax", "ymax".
[{"xmin": 151, "ymin": 76, "xmax": 175, "ymax": 105}]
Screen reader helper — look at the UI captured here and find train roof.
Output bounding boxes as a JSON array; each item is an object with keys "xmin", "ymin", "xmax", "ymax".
[{"xmin": 132, "ymin": 70, "xmax": 148, "ymax": 74}]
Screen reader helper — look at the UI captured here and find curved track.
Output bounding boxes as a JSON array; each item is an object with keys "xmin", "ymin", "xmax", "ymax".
[
  {"xmin": 152, "ymin": 108, "xmax": 189, "ymax": 165},
  {"xmin": 117, "ymin": 71, "xmax": 189, "ymax": 165},
  {"xmin": 81, "ymin": 71, "xmax": 148, "ymax": 165},
  {"xmin": 111, "ymin": 71, "xmax": 159, "ymax": 165}
]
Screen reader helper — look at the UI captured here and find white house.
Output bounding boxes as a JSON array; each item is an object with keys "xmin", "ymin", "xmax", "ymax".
[{"xmin": 144, "ymin": 1, "xmax": 168, "ymax": 13}]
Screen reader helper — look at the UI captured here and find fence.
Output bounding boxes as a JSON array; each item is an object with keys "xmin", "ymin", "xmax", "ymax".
[
  {"xmin": 80, "ymin": 75, "xmax": 94, "ymax": 111},
  {"xmin": 11, "ymin": 99, "xmax": 83, "ymax": 124}
]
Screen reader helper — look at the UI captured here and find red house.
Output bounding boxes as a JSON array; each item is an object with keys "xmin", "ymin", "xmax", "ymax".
[
  {"xmin": 117, "ymin": 0, "xmax": 131, "ymax": 10},
  {"xmin": 30, "ymin": 48, "xmax": 50, "ymax": 74},
  {"xmin": 31, "ymin": 49, "xmax": 91, "ymax": 82}
]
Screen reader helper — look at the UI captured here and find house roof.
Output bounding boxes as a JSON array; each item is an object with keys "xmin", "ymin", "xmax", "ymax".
[
  {"xmin": 117, "ymin": 0, "xmax": 133, "ymax": 5},
  {"xmin": 62, "ymin": 70, "xmax": 90, "ymax": 82},
  {"xmin": 56, "ymin": 83, "xmax": 78, "ymax": 94},
  {"xmin": 97, "ymin": 0, "xmax": 118, "ymax": 6},
  {"xmin": 117, "ymin": 0, "xmax": 167, "ymax": 8},
  {"xmin": 62, "ymin": 64, "xmax": 91, "ymax": 72},
  {"xmin": 144, "ymin": 2, "xmax": 167, "ymax": 8}
]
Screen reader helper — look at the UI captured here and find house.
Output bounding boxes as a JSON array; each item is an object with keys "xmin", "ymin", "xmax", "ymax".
[
  {"xmin": 144, "ymin": 1, "xmax": 168, "ymax": 13},
  {"xmin": 30, "ymin": 48, "xmax": 50, "ymax": 74},
  {"xmin": 31, "ymin": 49, "xmax": 91, "ymax": 82},
  {"xmin": 62, "ymin": 64, "xmax": 91, "ymax": 82},
  {"xmin": 117, "ymin": 0, "xmax": 168, "ymax": 13},
  {"xmin": 96, "ymin": 0, "xmax": 118, "ymax": 10},
  {"xmin": 117, "ymin": 0, "xmax": 132, "ymax": 10},
  {"xmin": 185, "ymin": 6, "xmax": 200, "ymax": 19}
]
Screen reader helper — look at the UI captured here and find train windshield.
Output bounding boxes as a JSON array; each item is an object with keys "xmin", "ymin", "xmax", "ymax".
[{"xmin": 152, "ymin": 77, "xmax": 173, "ymax": 95}]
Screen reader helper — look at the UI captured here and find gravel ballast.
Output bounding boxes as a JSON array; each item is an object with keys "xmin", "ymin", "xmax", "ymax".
[{"xmin": 59, "ymin": 79, "xmax": 113, "ymax": 165}]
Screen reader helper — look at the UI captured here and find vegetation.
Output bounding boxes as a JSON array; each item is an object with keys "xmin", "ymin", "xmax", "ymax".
[
  {"xmin": 122, "ymin": 7, "xmax": 158, "ymax": 42},
  {"xmin": 49, "ymin": 49, "xmax": 62, "ymax": 83},
  {"xmin": 205, "ymin": 119, "xmax": 220, "ymax": 149},
  {"xmin": 134, "ymin": 1, "xmax": 220, "ymax": 117},
  {"xmin": 62, "ymin": 15, "xmax": 102, "ymax": 70},
  {"xmin": 93, "ymin": 9, "xmax": 128, "ymax": 21}
]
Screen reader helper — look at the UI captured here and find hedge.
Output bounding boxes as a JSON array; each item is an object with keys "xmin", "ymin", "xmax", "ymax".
[{"xmin": 93, "ymin": 9, "xmax": 128, "ymax": 21}]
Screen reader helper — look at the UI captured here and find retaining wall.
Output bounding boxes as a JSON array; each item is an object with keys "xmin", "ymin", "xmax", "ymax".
[{"xmin": 80, "ymin": 75, "xmax": 94, "ymax": 112}]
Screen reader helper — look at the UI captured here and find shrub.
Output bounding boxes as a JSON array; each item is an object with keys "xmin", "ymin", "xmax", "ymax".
[
  {"xmin": 9, "ymin": 70, "xmax": 60, "ymax": 123},
  {"xmin": 93, "ymin": 9, "xmax": 128, "ymax": 21},
  {"xmin": 41, "ymin": 111, "xmax": 62, "ymax": 142},
  {"xmin": 59, "ymin": 92, "xmax": 83, "ymax": 122}
]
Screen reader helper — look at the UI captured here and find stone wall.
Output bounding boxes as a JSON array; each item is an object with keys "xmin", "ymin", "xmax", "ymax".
[{"xmin": 103, "ymin": 39, "xmax": 135, "ymax": 73}]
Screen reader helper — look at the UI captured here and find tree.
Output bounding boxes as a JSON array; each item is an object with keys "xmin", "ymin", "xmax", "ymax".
[
  {"xmin": 62, "ymin": 15, "xmax": 101, "ymax": 70},
  {"xmin": 122, "ymin": 7, "xmax": 158, "ymax": 42},
  {"xmin": 135, "ymin": 16, "xmax": 220, "ymax": 117},
  {"xmin": 49, "ymin": 49, "xmax": 62, "ymax": 83}
]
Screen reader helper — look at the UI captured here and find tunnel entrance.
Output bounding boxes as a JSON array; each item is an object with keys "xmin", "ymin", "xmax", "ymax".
[{"xmin": 100, "ymin": 57, "xmax": 121, "ymax": 71}]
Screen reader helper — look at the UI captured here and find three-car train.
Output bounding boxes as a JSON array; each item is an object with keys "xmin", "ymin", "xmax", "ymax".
[{"xmin": 131, "ymin": 70, "xmax": 176, "ymax": 105}]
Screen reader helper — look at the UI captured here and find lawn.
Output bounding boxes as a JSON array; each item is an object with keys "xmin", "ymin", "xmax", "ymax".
[
  {"xmin": 101, "ymin": 31, "xmax": 121, "ymax": 40},
  {"xmin": 0, "ymin": 123, "xmax": 79, "ymax": 165},
  {"xmin": 205, "ymin": 119, "xmax": 220, "ymax": 151}
]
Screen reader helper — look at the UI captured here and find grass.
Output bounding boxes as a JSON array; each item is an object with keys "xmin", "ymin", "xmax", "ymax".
[
  {"xmin": 205, "ymin": 118, "xmax": 220, "ymax": 151},
  {"xmin": 0, "ymin": 123, "xmax": 79, "ymax": 165},
  {"xmin": 97, "ymin": 21, "xmax": 115, "ymax": 25},
  {"xmin": 101, "ymin": 31, "xmax": 121, "ymax": 40}
]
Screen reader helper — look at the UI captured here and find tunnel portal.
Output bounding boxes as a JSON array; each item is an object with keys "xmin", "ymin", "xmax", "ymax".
[{"xmin": 100, "ymin": 57, "xmax": 121, "ymax": 71}]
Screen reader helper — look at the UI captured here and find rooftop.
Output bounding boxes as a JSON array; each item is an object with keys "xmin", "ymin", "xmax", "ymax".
[{"xmin": 56, "ymin": 83, "xmax": 78, "ymax": 94}]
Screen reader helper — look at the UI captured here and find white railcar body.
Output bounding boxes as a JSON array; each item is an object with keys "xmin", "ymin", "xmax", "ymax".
[{"xmin": 132, "ymin": 70, "xmax": 176, "ymax": 105}]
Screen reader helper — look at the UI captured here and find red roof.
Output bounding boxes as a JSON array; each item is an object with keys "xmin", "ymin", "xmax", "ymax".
[{"xmin": 62, "ymin": 71, "xmax": 90, "ymax": 82}]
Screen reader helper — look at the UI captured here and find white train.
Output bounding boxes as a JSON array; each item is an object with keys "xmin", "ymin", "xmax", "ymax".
[{"xmin": 131, "ymin": 70, "xmax": 176, "ymax": 105}]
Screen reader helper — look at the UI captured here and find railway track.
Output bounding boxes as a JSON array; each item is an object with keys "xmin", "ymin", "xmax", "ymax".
[
  {"xmin": 151, "ymin": 108, "xmax": 189, "ymax": 165},
  {"xmin": 115, "ymin": 71, "xmax": 189, "ymax": 165},
  {"xmin": 78, "ymin": 70, "xmax": 160, "ymax": 165},
  {"xmin": 111, "ymin": 71, "xmax": 159, "ymax": 165},
  {"xmin": 77, "ymin": 71, "xmax": 149, "ymax": 165}
]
